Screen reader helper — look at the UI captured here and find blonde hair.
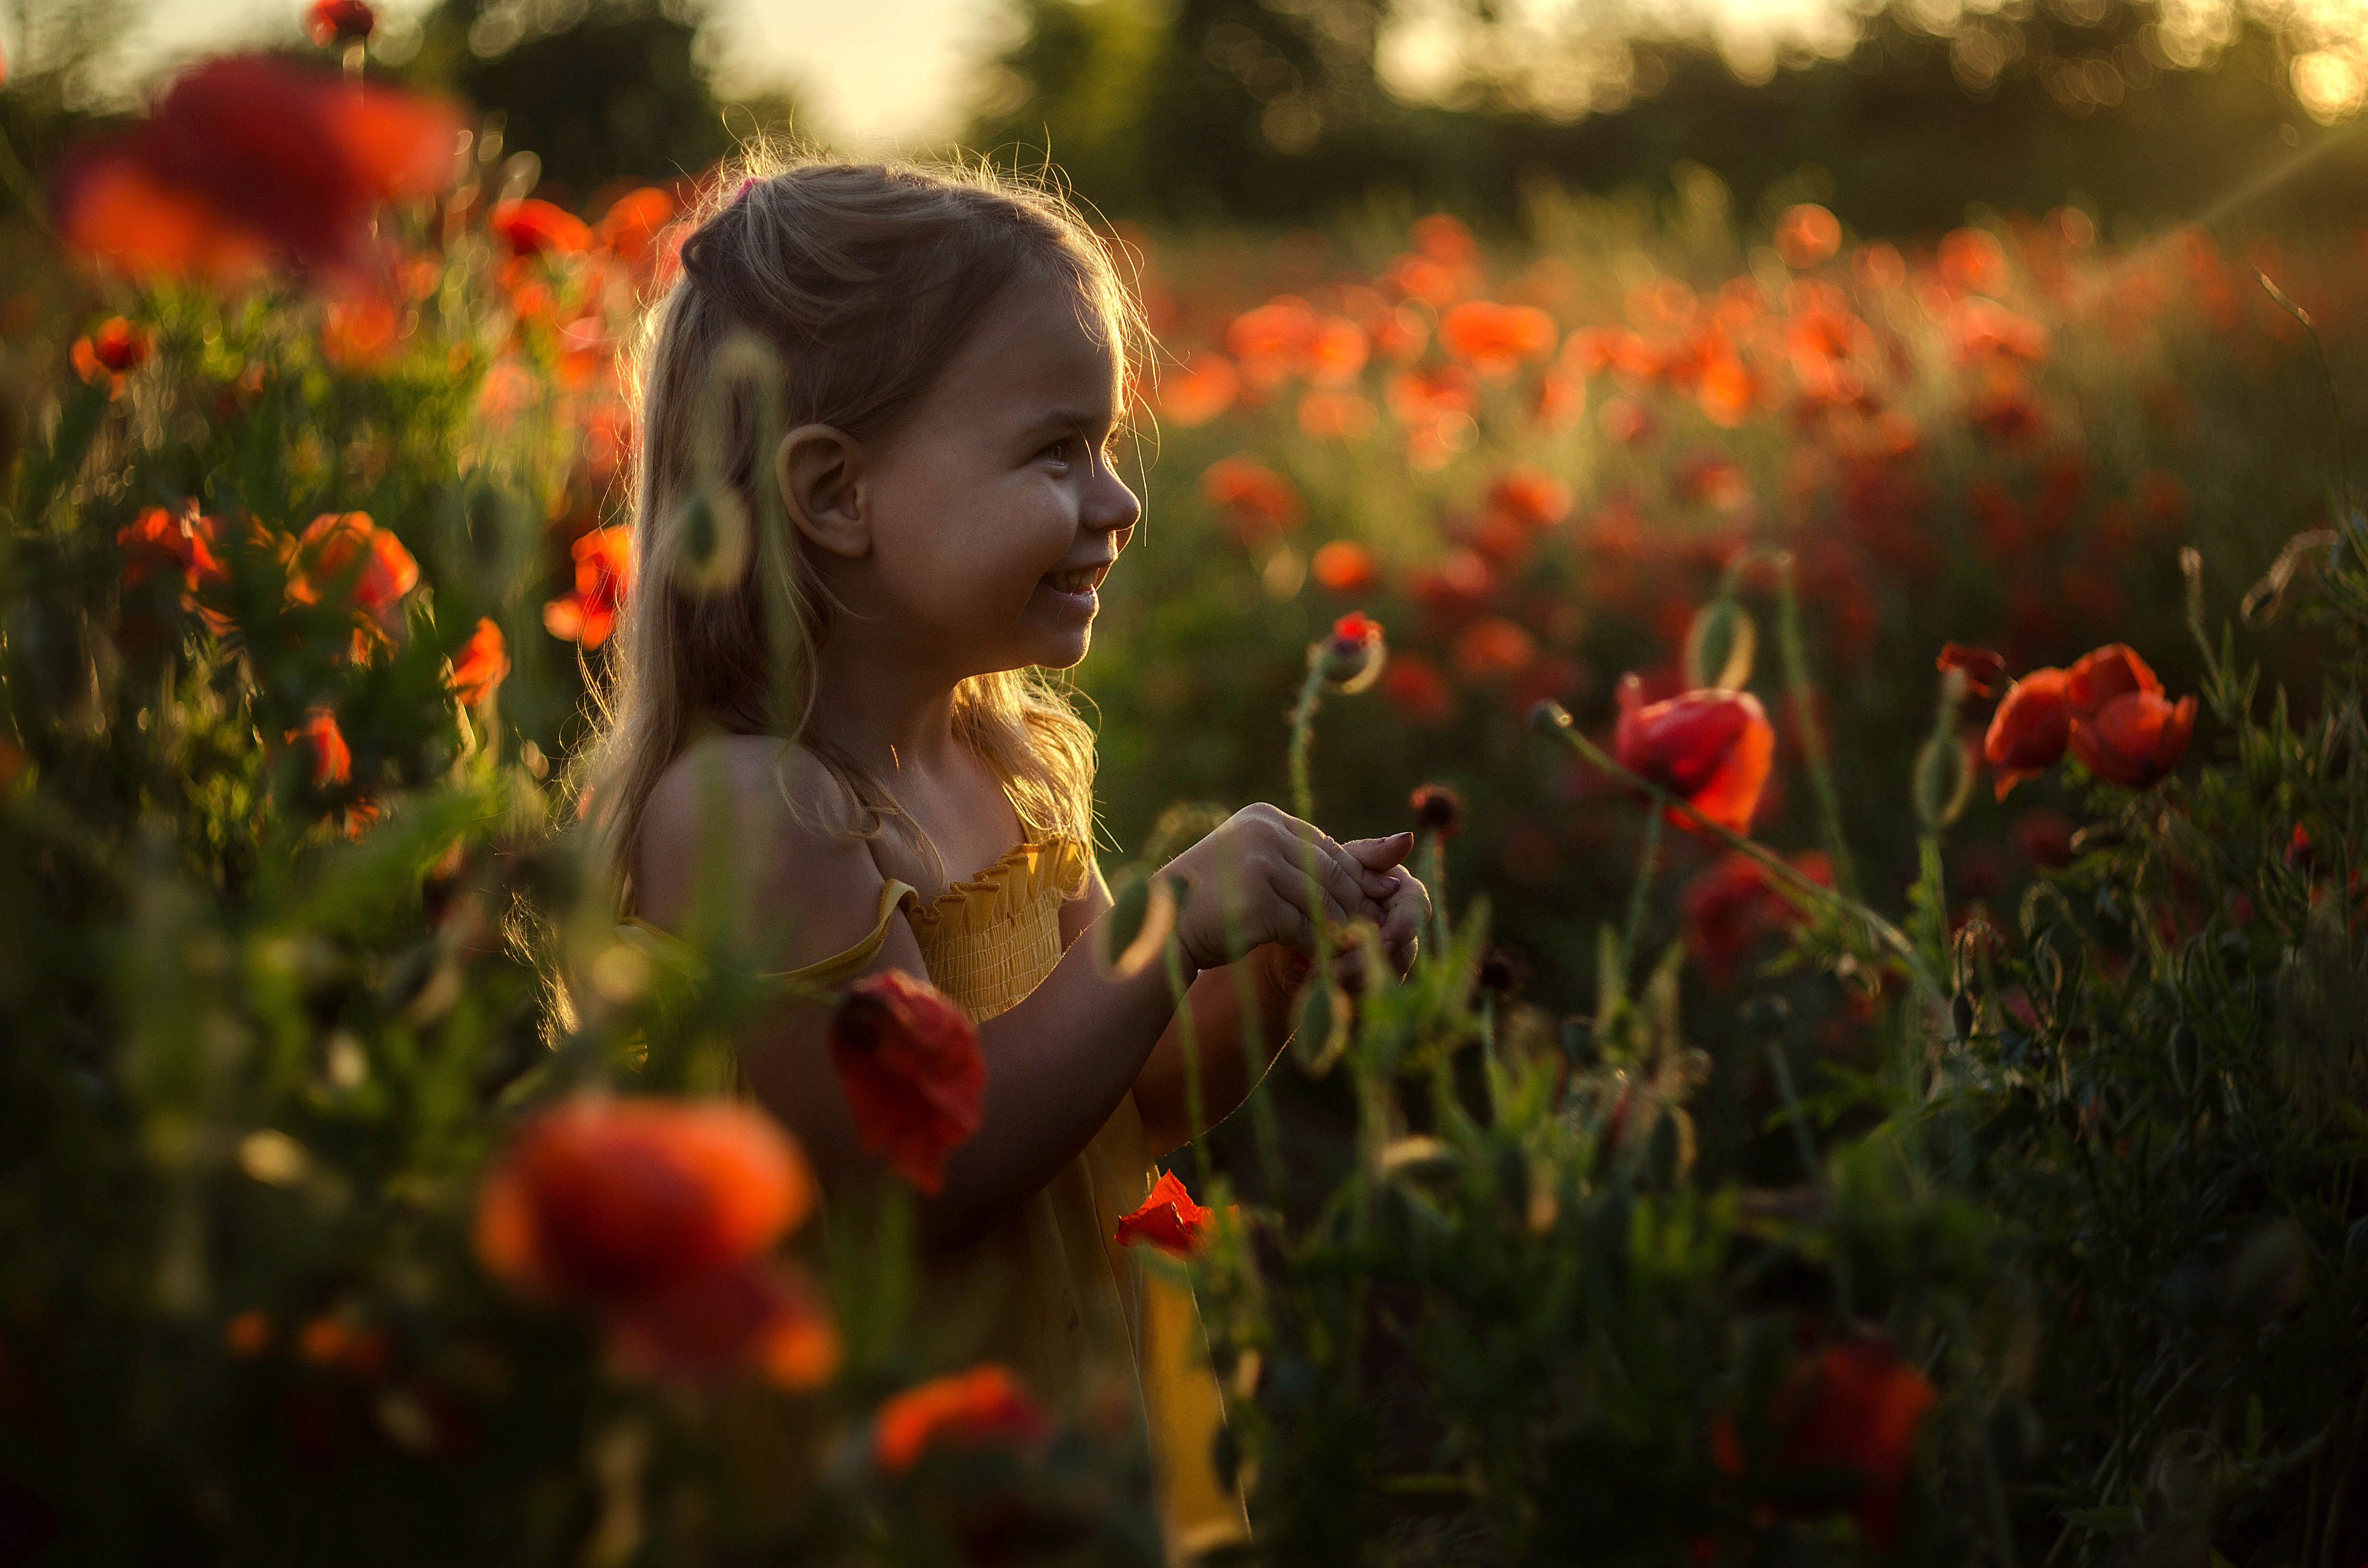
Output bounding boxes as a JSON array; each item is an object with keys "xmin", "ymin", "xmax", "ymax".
[{"xmin": 574, "ymin": 151, "xmax": 1147, "ymax": 909}]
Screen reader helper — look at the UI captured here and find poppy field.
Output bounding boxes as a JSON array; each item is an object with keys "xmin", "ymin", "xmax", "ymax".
[{"xmin": 5, "ymin": 24, "xmax": 2368, "ymax": 1568}]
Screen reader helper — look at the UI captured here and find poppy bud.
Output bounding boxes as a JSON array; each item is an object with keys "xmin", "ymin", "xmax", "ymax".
[
  {"xmin": 1982, "ymin": 668, "xmax": 2069, "ymax": 798},
  {"xmin": 1913, "ymin": 731, "xmax": 1973, "ymax": 829},
  {"xmin": 1315, "ymin": 610, "xmax": 1386, "ymax": 692},
  {"xmin": 1409, "ymin": 783, "xmax": 1465, "ymax": 836},
  {"xmin": 1612, "ymin": 674, "xmax": 1775, "ymax": 835},
  {"xmin": 827, "ymin": 971, "xmax": 985, "ymax": 1193},
  {"xmin": 1936, "ymin": 642, "xmax": 2007, "ymax": 698},
  {"xmin": 1682, "ymin": 598, "xmax": 1756, "ymax": 691},
  {"xmin": 2069, "ymin": 689, "xmax": 2196, "ymax": 789}
]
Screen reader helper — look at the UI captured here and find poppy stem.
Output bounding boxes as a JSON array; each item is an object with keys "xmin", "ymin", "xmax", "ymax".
[
  {"xmin": 1530, "ymin": 702, "xmax": 1945, "ymax": 1013},
  {"xmin": 1620, "ymin": 795, "xmax": 1665, "ymax": 962},
  {"xmin": 1162, "ymin": 930, "xmax": 1216, "ymax": 1195},
  {"xmin": 1773, "ymin": 553, "xmax": 1860, "ymax": 899}
]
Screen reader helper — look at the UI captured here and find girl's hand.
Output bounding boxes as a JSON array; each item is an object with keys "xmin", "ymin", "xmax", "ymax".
[
  {"xmin": 1341, "ymin": 833, "xmax": 1430, "ymax": 978},
  {"xmin": 1163, "ymin": 804, "xmax": 1396, "ymax": 971}
]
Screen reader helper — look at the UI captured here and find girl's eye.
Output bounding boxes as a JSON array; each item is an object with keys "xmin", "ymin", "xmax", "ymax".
[{"xmin": 1039, "ymin": 439, "xmax": 1074, "ymax": 467}]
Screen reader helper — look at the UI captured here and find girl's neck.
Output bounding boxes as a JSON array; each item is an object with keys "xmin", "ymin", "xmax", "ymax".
[{"xmin": 802, "ymin": 635, "xmax": 965, "ymax": 778}]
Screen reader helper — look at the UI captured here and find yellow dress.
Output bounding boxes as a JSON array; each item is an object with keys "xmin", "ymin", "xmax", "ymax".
[{"xmin": 624, "ymin": 836, "xmax": 1246, "ymax": 1560}]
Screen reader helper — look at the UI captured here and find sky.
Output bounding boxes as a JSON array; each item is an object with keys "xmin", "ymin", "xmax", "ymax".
[{"xmin": 109, "ymin": 0, "xmax": 1850, "ymax": 150}]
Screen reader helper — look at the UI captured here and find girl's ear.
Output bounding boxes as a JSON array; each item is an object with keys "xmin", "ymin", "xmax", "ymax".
[{"xmin": 776, "ymin": 425, "xmax": 869, "ymax": 559}]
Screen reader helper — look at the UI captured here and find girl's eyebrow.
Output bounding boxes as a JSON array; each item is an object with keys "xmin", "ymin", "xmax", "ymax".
[{"xmin": 1020, "ymin": 404, "xmax": 1111, "ymax": 437}]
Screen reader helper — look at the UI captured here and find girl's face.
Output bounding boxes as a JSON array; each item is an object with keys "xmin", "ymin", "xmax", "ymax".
[{"xmin": 858, "ymin": 270, "xmax": 1140, "ymax": 675}]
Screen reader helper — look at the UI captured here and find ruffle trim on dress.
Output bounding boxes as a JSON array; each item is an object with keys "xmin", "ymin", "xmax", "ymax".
[{"xmin": 906, "ymin": 835, "xmax": 1087, "ymax": 942}]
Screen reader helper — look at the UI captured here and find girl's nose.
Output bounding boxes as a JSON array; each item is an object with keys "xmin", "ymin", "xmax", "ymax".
[{"xmin": 1084, "ymin": 463, "xmax": 1142, "ymax": 536}]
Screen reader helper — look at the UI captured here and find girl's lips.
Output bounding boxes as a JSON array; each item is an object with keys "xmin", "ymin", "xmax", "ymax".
[{"xmin": 1036, "ymin": 579, "xmax": 1099, "ymax": 620}]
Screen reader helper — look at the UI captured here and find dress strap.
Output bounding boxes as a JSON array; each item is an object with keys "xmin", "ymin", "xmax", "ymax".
[{"xmin": 613, "ymin": 877, "xmax": 919, "ymax": 992}]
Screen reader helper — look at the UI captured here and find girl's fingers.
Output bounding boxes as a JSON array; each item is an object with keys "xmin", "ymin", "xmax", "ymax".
[{"xmin": 1344, "ymin": 832, "xmax": 1415, "ymax": 874}]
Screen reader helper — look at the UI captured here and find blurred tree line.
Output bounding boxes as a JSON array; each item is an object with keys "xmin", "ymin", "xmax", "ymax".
[{"xmin": 966, "ymin": 0, "xmax": 2368, "ymax": 233}]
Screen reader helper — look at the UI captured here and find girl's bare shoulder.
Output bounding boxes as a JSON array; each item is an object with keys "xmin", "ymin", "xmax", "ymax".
[{"xmin": 635, "ymin": 735, "xmax": 886, "ymax": 950}]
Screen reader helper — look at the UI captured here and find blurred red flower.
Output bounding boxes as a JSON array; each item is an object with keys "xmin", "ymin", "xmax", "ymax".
[
  {"xmin": 491, "ymin": 197, "xmax": 592, "ymax": 258},
  {"xmin": 117, "ymin": 504, "xmax": 224, "ymax": 600},
  {"xmin": 1715, "ymin": 1335, "xmax": 1936, "ymax": 1549},
  {"xmin": 1296, "ymin": 388, "xmax": 1377, "ymax": 441},
  {"xmin": 1452, "ymin": 616, "xmax": 1536, "ymax": 680},
  {"xmin": 1983, "ymin": 668, "xmax": 2070, "ymax": 798},
  {"xmin": 1159, "ymin": 352, "xmax": 1238, "ymax": 427},
  {"xmin": 1682, "ymin": 849, "xmax": 1832, "ymax": 985},
  {"xmin": 475, "ymin": 1097, "xmax": 814, "ymax": 1299},
  {"xmin": 2072, "ymin": 689, "xmax": 2196, "ymax": 789},
  {"xmin": 874, "ymin": 1365, "xmax": 1047, "ymax": 1473},
  {"xmin": 1487, "ymin": 465, "xmax": 1573, "ymax": 528},
  {"xmin": 1382, "ymin": 652, "xmax": 1453, "ymax": 725},
  {"xmin": 1200, "ymin": 454, "xmax": 1303, "ymax": 547},
  {"xmin": 55, "ymin": 55, "xmax": 458, "ymax": 282},
  {"xmin": 446, "ymin": 617, "xmax": 508, "ymax": 708},
  {"xmin": 1612, "ymin": 674, "xmax": 1776, "ymax": 834},
  {"xmin": 1939, "ymin": 228, "xmax": 2010, "ymax": 295},
  {"xmin": 72, "ymin": 317, "xmax": 151, "ymax": 394},
  {"xmin": 1113, "ymin": 1169, "xmax": 1213, "ymax": 1258},
  {"xmin": 1775, "ymin": 203, "xmax": 1841, "ymax": 268},
  {"xmin": 1310, "ymin": 539, "xmax": 1376, "ymax": 594},
  {"xmin": 1438, "ymin": 300, "xmax": 1556, "ymax": 379},
  {"xmin": 542, "ymin": 525, "xmax": 633, "ymax": 649},
  {"xmin": 1410, "ymin": 783, "xmax": 1466, "ymax": 836},
  {"xmin": 828, "ymin": 970, "xmax": 985, "ymax": 1193},
  {"xmin": 306, "ymin": 0, "xmax": 375, "ymax": 45},
  {"xmin": 474, "ymin": 1096, "xmax": 835, "ymax": 1387},
  {"xmin": 290, "ymin": 511, "xmax": 418, "ymax": 635},
  {"xmin": 595, "ymin": 186, "xmax": 676, "ymax": 265},
  {"xmin": 321, "ymin": 294, "xmax": 398, "ymax": 369},
  {"xmin": 1936, "ymin": 642, "xmax": 2007, "ymax": 698},
  {"xmin": 286, "ymin": 708, "xmax": 352, "ymax": 787}
]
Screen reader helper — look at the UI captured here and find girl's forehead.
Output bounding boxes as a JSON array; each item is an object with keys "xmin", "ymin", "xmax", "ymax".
[{"xmin": 944, "ymin": 272, "xmax": 1124, "ymax": 412}]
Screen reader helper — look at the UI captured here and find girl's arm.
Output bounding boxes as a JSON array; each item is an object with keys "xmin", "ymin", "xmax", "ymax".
[
  {"xmin": 637, "ymin": 746, "xmax": 1385, "ymax": 1247},
  {"xmin": 1062, "ymin": 837, "xmax": 1428, "ymax": 1158}
]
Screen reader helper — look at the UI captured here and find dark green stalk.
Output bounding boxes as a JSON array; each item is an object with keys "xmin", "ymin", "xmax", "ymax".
[
  {"xmin": 1620, "ymin": 795, "xmax": 1665, "ymax": 961},
  {"xmin": 1775, "ymin": 553, "xmax": 1860, "ymax": 897}
]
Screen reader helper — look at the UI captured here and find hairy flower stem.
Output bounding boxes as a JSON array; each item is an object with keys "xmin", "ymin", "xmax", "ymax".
[
  {"xmin": 1620, "ymin": 795, "xmax": 1665, "ymax": 961},
  {"xmin": 1775, "ymin": 553, "xmax": 1861, "ymax": 898},
  {"xmin": 1285, "ymin": 657, "xmax": 1336, "ymax": 972},
  {"xmin": 1531, "ymin": 702, "xmax": 1945, "ymax": 1014},
  {"xmin": 1164, "ymin": 932, "xmax": 1215, "ymax": 1194}
]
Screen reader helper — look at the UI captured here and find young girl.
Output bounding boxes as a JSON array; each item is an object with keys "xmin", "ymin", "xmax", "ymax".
[{"xmin": 582, "ymin": 156, "xmax": 1428, "ymax": 1553}]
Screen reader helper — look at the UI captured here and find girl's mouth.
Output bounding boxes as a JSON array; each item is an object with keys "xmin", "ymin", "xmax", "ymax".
[{"xmin": 1041, "ymin": 564, "xmax": 1109, "ymax": 595}]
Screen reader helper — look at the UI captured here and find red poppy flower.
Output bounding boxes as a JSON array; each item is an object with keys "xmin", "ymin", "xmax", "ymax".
[
  {"xmin": 490, "ymin": 197, "xmax": 592, "ymax": 258},
  {"xmin": 1487, "ymin": 465, "xmax": 1574, "ymax": 528},
  {"xmin": 474, "ymin": 1097, "xmax": 814, "ymax": 1301},
  {"xmin": 1159, "ymin": 352, "xmax": 1238, "ymax": 427},
  {"xmin": 1776, "ymin": 1337, "xmax": 1937, "ymax": 1549},
  {"xmin": 475, "ymin": 1096, "xmax": 834, "ymax": 1386},
  {"xmin": 2070, "ymin": 689, "xmax": 2196, "ymax": 789},
  {"xmin": 54, "ymin": 55, "xmax": 458, "ymax": 282},
  {"xmin": 1383, "ymin": 652, "xmax": 1453, "ymax": 726},
  {"xmin": 1452, "ymin": 616, "xmax": 1536, "ymax": 679},
  {"xmin": 1936, "ymin": 642, "xmax": 2007, "ymax": 699},
  {"xmin": 306, "ymin": 0, "xmax": 375, "ymax": 45},
  {"xmin": 873, "ymin": 1364, "xmax": 1047, "ymax": 1473},
  {"xmin": 1113, "ymin": 1170, "xmax": 1213, "ymax": 1258},
  {"xmin": 447, "ymin": 617, "xmax": 508, "ymax": 708},
  {"xmin": 289, "ymin": 511, "xmax": 419, "ymax": 634},
  {"xmin": 1310, "ymin": 539, "xmax": 1376, "ymax": 593},
  {"xmin": 603, "ymin": 1254, "xmax": 839, "ymax": 1388},
  {"xmin": 321, "ymin": 294, "xmax": 399, "ymax": 369},
  {"xmin": 1612, "ymin": 674, "xmax": 1776, "ymax": 834},
  {"xmin": 542, "ymin": 526, "xmax": 633, "ymax": 649},
  {"xmin": 827, "ymin": 970, "xmax": 985, "ymax": 1193},
  {"xmin": 1438, "ymin": 300, "xmax": 1556, "ymax": 379},
  {"xmin": 2062, "ymin": 642, "xmax": 2158, "ymax": 716},
  {"xmin": 1200, "ymin": 453, "xmax": 1303, "ymax": 546},
  {"xmin": 1983, "ymin": 668, "xmax": 2069, "ymax": 799},
  {"xmin": 1775, "ymin": 203, "xmax": 1841, "ymax": 268},
  {"xmin": 118, "ymin": 504, "xmax": 225, "ymax": 600},
  {"xmin": 594, "ymin": 186, "xmax": 674, "ymax": 264},
  {"xmin": 1682, "ymin": 849, "xmax": 1832, "ymax": 986},
  {"xmin": 286, "ymin": 708, "xmax": 352, "ymax": 787},
  {"xmin": 72, "ymin": 317, "xmax": 151, "ymax": 394},
  {"xmin": 1320, "ymin": 611, "xmax": 1387, "ymax": 688}
]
